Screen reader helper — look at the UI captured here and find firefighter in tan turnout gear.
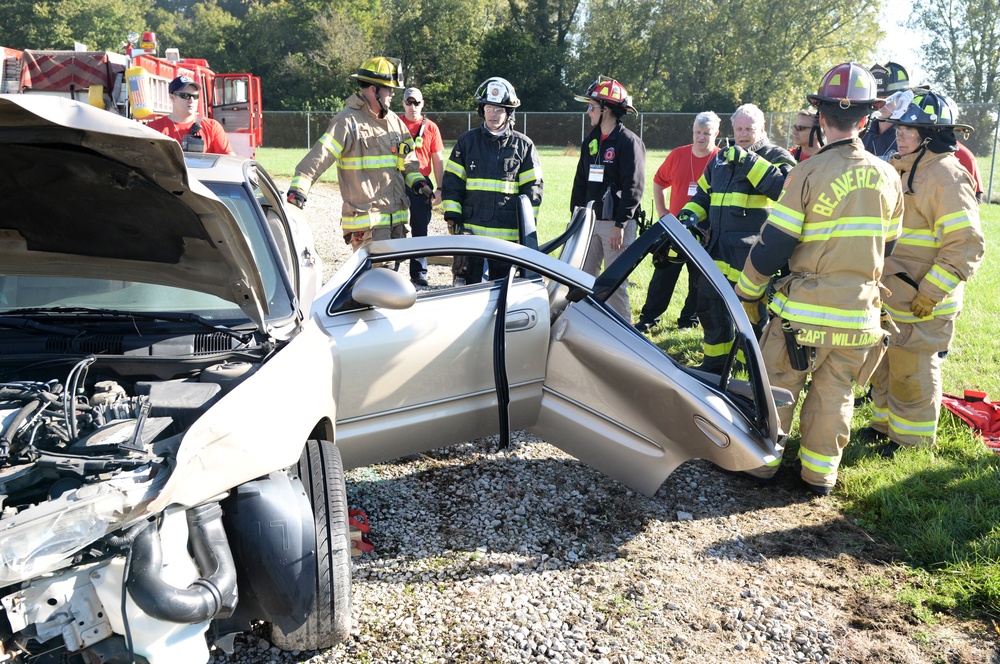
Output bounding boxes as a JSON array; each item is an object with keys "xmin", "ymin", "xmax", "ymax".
[
  {"xmin": 866, "ymin": 91, "xmax": 985, "ymax": 456},
  {"xmin": 286, "ymin": 56, "xmax": 432, "ymax": 250},
  {"xmin": 735, "ymin": 63, "xmax": 904, "ymax": 496}
]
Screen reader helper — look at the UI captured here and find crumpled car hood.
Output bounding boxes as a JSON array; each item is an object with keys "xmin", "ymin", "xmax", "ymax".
[{"xmin": 0, "ymin": 94, "xmax": 267, "ymax": 328}]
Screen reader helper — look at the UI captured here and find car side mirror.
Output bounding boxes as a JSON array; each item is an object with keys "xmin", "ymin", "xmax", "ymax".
[{"xmin": 350, "ymin": 267, "xmax": 417, "ymax": 310}]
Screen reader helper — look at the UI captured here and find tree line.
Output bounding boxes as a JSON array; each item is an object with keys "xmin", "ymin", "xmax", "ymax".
[{"xmin": 0, "ymin": 0, "xmax": 996, "ymax": 125}]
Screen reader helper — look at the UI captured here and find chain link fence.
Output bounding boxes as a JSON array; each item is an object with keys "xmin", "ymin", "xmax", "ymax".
[{"xmin": 264, "ymin": 106, "xmax": 999, "ymax": 203}]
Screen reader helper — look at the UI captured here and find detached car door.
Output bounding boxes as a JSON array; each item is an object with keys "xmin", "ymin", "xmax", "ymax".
[{"xmin": 527, "ymin": 215, "xmax": 786, "ymax": 497}]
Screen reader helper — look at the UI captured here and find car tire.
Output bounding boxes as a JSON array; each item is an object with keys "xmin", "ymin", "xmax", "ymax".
[{"xmin": 270, "ymin": 439, "xmax": 352, "ymax": 650}]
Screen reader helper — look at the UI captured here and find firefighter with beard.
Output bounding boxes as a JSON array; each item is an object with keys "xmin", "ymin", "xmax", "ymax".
[
  {"xmin": 734, "ymin": 63, "xmax": 904, "ymax": 496},
  {"xmin": 286, "ymin": 56, "xmax": 432, "ymax": 252},
  {"xmin": 442, "ymin": 77, "xmax": 543, "ymax": 284},
  {"xmin": 678, "ymin": 104, "xmax": 795, "ymax": 373},
  {"xmin": 866, "ymin": 91, "xmax": 985, "ymax": 456}
]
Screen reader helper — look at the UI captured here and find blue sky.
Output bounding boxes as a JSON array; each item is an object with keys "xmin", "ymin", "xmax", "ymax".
[{"xmin": 875, "ymin": 4, "xmax": 928, "ymax": 85}]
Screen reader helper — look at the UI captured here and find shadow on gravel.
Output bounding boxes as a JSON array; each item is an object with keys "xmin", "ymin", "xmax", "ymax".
[{"xmin": 343, "ymin": 433, "xmax": 899, "ymax": 581}]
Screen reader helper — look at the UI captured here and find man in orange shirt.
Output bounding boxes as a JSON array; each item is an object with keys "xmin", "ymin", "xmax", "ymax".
[
  {"xmin": 634, "ymin": 111, "xmax": 720, "ymax": 332},
  {"xmin": 147, "ymin": 76, "xmax": 235, "ymax": 155},
  {"xmin": 400, "ymin": 87, "xmax": 445, "ymax": 286}
]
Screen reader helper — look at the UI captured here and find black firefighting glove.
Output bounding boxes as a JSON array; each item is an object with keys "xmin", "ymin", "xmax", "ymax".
[
  {"xmin": 677, "ymin": 209, "xmax": 708, "ymax": 247},
  {"xmin": 287, "ymin": 189, "xmax": 306, "ymax": 209}
]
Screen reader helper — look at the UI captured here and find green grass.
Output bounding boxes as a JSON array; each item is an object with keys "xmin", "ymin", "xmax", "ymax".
[{"xmin": 258, "ymin": 145, "xmax": 1000, "ymax": 624}]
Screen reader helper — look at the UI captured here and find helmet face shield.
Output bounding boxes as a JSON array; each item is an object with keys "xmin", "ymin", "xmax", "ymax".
[{"xmin": 886, "ymin": 91, "xmax": 974, "ymax": 134}]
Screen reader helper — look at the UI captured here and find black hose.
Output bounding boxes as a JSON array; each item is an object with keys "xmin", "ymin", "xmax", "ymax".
[{"xmin": 125, "ymin": 503, "xmax": 238, "ymax": 624}]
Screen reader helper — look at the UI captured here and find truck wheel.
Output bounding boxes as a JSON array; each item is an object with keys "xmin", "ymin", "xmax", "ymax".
[{"xmin": 271, "ymin": 439, "xmax": 352, "ymax": 650}]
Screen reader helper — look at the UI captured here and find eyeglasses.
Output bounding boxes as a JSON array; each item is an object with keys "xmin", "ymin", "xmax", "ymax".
[
  {"xmin": 174, "ymin": 92, "xmax": 199, "ymax": 100},
  {"xmin": 587, "ymin": 104, "xmax": 596, "ymax": 112},
  {"xmin": 792, "ymin": 125, "xmax": 812, "ymax": 131},
  {"xmin": 404, "ymin": 99, "xmax": 422, "ymax": 106}
]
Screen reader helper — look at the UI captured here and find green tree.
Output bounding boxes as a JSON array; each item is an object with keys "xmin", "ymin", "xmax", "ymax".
[
  {"xmin": 383, "ymin": 0, "xmax": 493, "ymax": 109},
  {"xmin": 475, "ymin": 0, "xmax": 583, "ymax": 110},
  {"xmin": 0, "ymin": 0, "xmax": 152, "ymax": 50},
  {"xmin": 575, "ymin": 0, "xmax": 882, "ymax": 114},
  {"xmin": 910, "ymin": 0, "xmax": 999, "ymax": 153}
]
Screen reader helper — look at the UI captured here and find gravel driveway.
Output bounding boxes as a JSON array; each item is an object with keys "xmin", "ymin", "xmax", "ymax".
[{"xmin": 212, "ymin": 182, "xmax": 996, "ymax": 664}]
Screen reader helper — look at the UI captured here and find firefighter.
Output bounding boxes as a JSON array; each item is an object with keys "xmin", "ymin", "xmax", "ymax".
[
  {"xmin": 570, "ymin": 76, "xmax": 646, "ymax": 321},
  {"xmin": 286, "ymin": 56, "xmax": 432, "ymax": 252},
  {"xmin": 679, "ymin": 104, "xmax": 795, "ymax": 373},
  {"xmin": 867, "ymin": 91, "xmax": 985, "ymax": 456},
  {"xmin": 441, "ymin": 77, "xmax": 543, "ymax": 284},
  {"xmin": 734, "ymin": 63, "xmax": 904, "ymax": 496}
]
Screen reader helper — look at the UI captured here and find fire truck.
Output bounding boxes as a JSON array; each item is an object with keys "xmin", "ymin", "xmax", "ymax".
[{"xmin": 0, "ymin": 32, "xmax": 263, "ymax": 158}]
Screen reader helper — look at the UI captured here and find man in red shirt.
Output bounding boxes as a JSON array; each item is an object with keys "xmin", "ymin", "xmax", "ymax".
[
  {"xmin": 400, "ymin": 87, "xmax": 445, "ymax": 286},
  {"xmin": 634, "ymin": 111, "xmax": 720, "ymax": 332},
  {"xmin": 147, "ymin": 76, "xmax": 235, "ymax": 155}
]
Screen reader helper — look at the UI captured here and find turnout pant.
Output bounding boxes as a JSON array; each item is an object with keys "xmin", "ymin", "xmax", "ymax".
[
  {"xmin": 870, "ymin": 317, "xmax": 955, "ymax": 448},
  {"xmin": 746, "ymin": 318, "xmax": 885, "ymax": 489}
]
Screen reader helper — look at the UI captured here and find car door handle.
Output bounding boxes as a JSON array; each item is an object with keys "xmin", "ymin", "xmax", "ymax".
[{"xmin": 505, "ymin": 309, "xmax": 537, "ymax": 332}]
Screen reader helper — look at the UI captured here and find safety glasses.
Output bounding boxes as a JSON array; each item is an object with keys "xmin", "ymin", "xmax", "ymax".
[
  {"xmin": 174, "ymin": 92, "xmax": 199, "ymax": 101},
  {"xmin": 404, "ymin": 99, "xmax": 422, "ymax": 106}
]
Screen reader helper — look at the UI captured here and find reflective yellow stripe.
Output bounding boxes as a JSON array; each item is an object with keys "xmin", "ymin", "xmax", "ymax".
[
  {"xmin": 703, "ymin": 339, "xmax": 733, "ymax": 359},
  {"xmin": 442, "ymin": 200, "xmax": 462, "ymax": 215},
  {"xmin": 464, "ymin": 224, "xmax": 518, "ymax": 241},
  {"xmin": 800, "ymin": 216, "xmax": 888, "ymax": 243},
  {"xmin": 319, "ymin": 132, "xmax": 341, "ymax": 158},
  {"xmin": 405, "ymin": 171, "xmax": 424, "ymax": 188},
  {"xmin": 518, "ymin": 168, "xmax": 539, "ymax": 187},
  {"xmin": 737, "ymin": 272, "xmax": 767, "ymax": 299},
  {"xmin": 767, "ymin": 202, "xmax": 804, "ymax": 236},
  {"xmin": 770, "ymin": 292, "xmax": 878, "ymax": 329},
  {"xmin": 467, "ymin": 178, "xmax": 519, "ymax": 195},
  {"xmin": 887, "ymin": 412, "xmax": 937, "ymax": 437},
  {"xmin": 713, "ymin": 259, "xmax": 741, "ymax": 282},
  {"xmin": 341, "ymin": 209, "xmax": 408, "ymax": 232},
  {"xmin": 746, "ymin": 157, "xmax": 772, "ymax": 188},
  {"xmin": 937, "ymin": 209, "xmax": 973, "ymax": 235},
  {"xmin": 290, "ymin": 175, "xmax": 311, "ymax": 194},
  {"xmin": 897, "ymin": 229, "xmax": 939, "ymax": 248},
  {"xmin": 710, "ymin": 191, "xmax": 772, "ymax": 209},
  {"xmin": 870, "ymin": 406, "xmax": 888, "ymax": 426},
  {"xmin": 799, "ymin": 445, "xmax": 839, "ymax": 474},
  {"xmin": 682, "ymin": 201, "xmax": 707, "ymax": 219},
  {"xmin": 925, "ymin": 265, "xmax": 960, "ymax": 293},
  {"xmin": 445, "ymin": 160, "xmax": 467, "ymax": 179},
  {"xmin": 884, "ymin": 298, "xmax": 959, "ymax": 323},
  {"xmin": 339, "ymin": 155, "xmax": 399, "ymax": 170}
]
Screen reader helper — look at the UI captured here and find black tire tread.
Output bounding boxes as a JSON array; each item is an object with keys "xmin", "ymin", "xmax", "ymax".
[{"xmin": 270, "ymin": 439, "xmax": 352, "ymax": 650}]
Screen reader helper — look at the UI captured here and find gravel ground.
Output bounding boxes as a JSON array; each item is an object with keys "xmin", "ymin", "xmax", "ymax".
[{"xmin": 212, "ymin": 182, "xmax": 998, "ymax": 664}]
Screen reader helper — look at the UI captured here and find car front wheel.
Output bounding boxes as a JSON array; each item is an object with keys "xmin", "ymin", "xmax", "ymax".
[{"xmin": 270, "ymin": 439, "xmax": 352, "ymax": 650}]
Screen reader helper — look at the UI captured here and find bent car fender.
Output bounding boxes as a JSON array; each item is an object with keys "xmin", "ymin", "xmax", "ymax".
[{"xmin": 149, "ymin": 320, "xmax": 337, "ymax": 511}]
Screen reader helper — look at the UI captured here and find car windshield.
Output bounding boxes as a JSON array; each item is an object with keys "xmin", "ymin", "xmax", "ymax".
[{"xmin": 0, "ymin": 183, "xmax": 293, "ymax": 324}]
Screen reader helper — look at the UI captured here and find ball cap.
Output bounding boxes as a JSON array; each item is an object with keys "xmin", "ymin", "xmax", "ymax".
[
  {"xmin": 403, "ymin": 87, "xmax": 423, "ymax": 103},
  {"xmin": 169, "ymin": 75, "xmax": 200, "ymax": 95}
]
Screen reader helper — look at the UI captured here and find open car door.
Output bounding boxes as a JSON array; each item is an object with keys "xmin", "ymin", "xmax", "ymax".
[{"xmin": 527, "ymin": 215, "xmax": 787, "ymax": 496}]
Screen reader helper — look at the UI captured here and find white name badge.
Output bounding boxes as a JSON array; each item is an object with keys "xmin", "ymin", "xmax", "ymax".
[
  {"xmin": 589, "ymin": 165, "xmax": 605, "ymax": 182},
  {"xmin": 688, "ymin": 183, "xmax": 698, "ymax": 196}
]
